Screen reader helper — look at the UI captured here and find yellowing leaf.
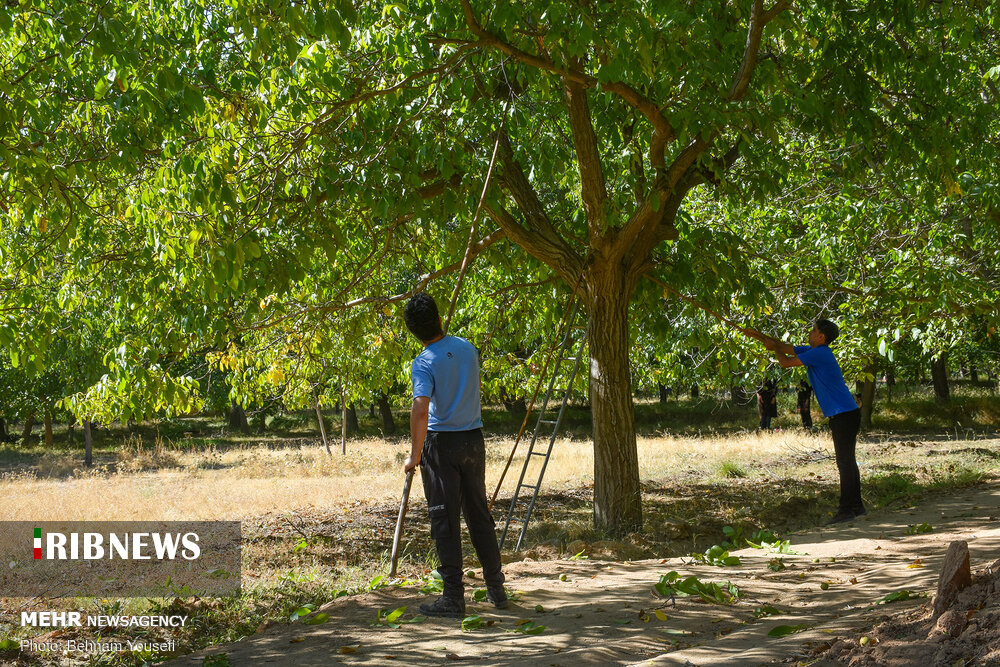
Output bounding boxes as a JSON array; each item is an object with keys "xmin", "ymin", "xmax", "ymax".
[{"xmin": 654, "ymin": 610, "xmax": 668, "ymax": 621}]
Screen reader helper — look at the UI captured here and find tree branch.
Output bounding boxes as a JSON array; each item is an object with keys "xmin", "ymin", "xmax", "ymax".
[
  {"xmin": 728, "ymin": 0, "xmax": 790, "ymax": 102},
  {"xmin": 458, "ymin": 0, "xmax": 675, "ymax": 145},
  {"xmin": 495, "ymin": 129, "xmax": 578, "ymax": 259},
  {"xmin": 482, "ymin": 202, "xmax": 582, "ymax": 286},
  {"xmin": 251, "ymin": 229, "xmax": 509, "ymax": 332},
  {"xmin": 564, "ymin": 76, "xmax": 610, "ymax": 246}
]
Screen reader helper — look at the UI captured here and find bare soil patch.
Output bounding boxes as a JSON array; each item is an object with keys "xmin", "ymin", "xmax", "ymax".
[{"xmin": 172, "ymin": 481, "xmax": 1000, "ymax": 666}]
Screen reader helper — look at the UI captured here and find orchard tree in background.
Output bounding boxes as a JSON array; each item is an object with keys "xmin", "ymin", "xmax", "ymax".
[{"xmin": 2, "ymin": 0, "xmax": 998, "ymax": 533}]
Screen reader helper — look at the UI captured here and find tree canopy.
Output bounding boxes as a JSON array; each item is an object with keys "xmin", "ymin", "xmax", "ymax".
[{"xmin": 2, "ymin": 0, "xmax": 998, "ymax": 532}]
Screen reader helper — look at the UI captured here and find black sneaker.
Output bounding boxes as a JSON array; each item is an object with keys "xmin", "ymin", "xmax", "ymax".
[
  {"xmin": 485, "ymin": 587, "xmax": 509, "ymax": 609},
  {"xmin": 419, "ymin": 595, "xmax": 466, "ymax": 618}
]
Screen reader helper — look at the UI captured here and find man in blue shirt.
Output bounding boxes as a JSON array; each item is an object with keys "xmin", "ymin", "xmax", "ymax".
[
  {"xmin": 403, "ymin": 293, "xmax": 506, "ymax": 617},
  {"xmin": 743, "ymin": 319, "xmax": 865, "ymax": 524}
]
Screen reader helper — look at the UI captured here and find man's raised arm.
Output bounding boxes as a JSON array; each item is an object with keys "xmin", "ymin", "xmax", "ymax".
[{"xmin": 738, "ymin": 325, "xmax": 796, "ymax": 355}]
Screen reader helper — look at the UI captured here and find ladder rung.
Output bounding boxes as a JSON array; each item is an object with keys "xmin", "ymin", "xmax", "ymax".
[
  {"xmin": 563, "ymin": 357, "xmax": 578, "ymax": 362},
  {"xmin": 530, "ymin": 450, "xmax": 547, "ymax": 457},
  {"xmin": 539, "ymin": 419, "xmax": 557, "ymax": 425},
  {"xmin": 518, "ymin": 483, "xmax": 537, "ymax": 491}
]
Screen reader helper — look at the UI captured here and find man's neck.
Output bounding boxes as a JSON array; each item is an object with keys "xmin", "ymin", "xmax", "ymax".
[{"xmin": 422, "ymin": 334, "xmax": 445, "ymax": 348}]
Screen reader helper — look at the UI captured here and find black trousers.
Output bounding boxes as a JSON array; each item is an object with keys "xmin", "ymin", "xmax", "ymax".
[
  {"xmin": 419, "ymin": 429, "xmax": 504, "ymax": 598},
  {"xmin": 829, "ymin": 408, "xmax": 863, "ymax": 513}
]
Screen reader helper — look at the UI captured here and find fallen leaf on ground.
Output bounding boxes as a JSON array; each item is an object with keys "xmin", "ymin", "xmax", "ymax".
[{"xmin": 768, "ymin": 624, "xmax": 808, "ymax": 637}]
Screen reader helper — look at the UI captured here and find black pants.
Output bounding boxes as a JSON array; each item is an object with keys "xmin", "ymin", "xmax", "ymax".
[
  {"xmin": 419, "ymin": 429, "xmax": 504, "ymax": 598},
  {"xmin": 829, "ymin": 408, "xmax": 863, "ymax": 513}
]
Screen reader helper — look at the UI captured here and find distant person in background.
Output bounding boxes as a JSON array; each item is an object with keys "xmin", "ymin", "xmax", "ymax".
[
  {"xmin": 797, "ymin": 379, "xmax": 813, "ymax": 428},
  {"xmin": 739, "ymin": 319, "xmax": 864, "ymax": 524},
  {"xmin": 756, "ymin": 378, "xmax": 778, "ymax": 429}
]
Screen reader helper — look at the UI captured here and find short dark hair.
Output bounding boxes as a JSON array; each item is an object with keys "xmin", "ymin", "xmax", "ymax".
[
  {"xmin": 404, "ymin": 293, "xmax": 443, "ymax": 342},
  {"xmin": 814, "ymin": 318, "xmax": 839, "ymax": 344}
]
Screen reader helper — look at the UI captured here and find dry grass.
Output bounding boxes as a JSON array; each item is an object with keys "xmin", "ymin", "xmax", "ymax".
[
  {"xmin": 2, "ymin": 428, "xmax": 997, "ymax": 666},
  {"xmin": 0, "ymin": 429, "xmax": 824, "ymax": 522}
]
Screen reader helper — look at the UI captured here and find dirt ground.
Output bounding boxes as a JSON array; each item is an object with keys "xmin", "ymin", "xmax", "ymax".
[{"xmin": 170, "ymin": 480, "xmax": 1000, "ymax": 666}]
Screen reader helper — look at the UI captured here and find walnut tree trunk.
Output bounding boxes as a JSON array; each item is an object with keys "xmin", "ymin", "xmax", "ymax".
[
  {"xmin": 44, "ymin": 412, "xmax": 54, "ymax": 448},
  {"xmin": 83, "ymin": 420, "xmax": 93, "ymax": 467},
  {"xmin": 21, "ymin": 411, "xmax": 35, "ymax": 446},
  {"xmin": 345, "ymin": 403, "xmax": 359, "ymax": 435},
  {"xmin": 586, "ymin": 270, "xmax": 642, "ymax": 536},
  {"xmin": 859, "ymin": 364, "xmax": 876, "ymax": 432},
  {"xmin": 377, "ymin": 393, "xmax": 397, "ymax": 436},
  {"xmin": 931, "ymin": 354, "xmax": 950, "ymax": 404},
  {"xmin": 228, "ymin": 401, "xmax": 250, "ymax": 434}
]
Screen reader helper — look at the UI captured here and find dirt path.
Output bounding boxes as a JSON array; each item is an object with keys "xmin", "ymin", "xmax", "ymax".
[{"xmin": 170, "ymin": 481, "xmax": 1000, "ymax": 666}]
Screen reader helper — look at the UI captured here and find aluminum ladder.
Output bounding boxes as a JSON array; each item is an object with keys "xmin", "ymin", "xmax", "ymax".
[{"xmin": 498, "ymin": 306, "xmax": 588, "ymax": 551}]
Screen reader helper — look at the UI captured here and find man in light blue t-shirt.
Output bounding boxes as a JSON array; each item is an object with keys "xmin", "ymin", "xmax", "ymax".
[
  {"xmin": 402, "ymin": 293, "xmax": 505, "ymax": 618},
  {"xmin": 742, "ymin": 319, "xmax": 865, "ymax": 525}
]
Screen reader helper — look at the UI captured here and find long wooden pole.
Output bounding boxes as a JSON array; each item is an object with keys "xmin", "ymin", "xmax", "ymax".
[
  {"xmin": 387, "ymin": 470, "xmax": 414, "ymax": 578},
  {"xmin": 644, "ymin": 273, "xmax": 768, "ymax": 341},
  {"xmin": 389, "ymin": 102, "xmax": 508, "ymax": 580}
]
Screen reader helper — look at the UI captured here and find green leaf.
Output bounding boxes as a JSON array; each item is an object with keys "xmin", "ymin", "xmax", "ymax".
[
  {"xmin": 290, "ymin": 604, "xmax": 317, "ymax": 621},
  {"xmin": 385, "ymin": 607, "xmax": 406, "ymax": 624},
  {"xmin": 511, "ymin": 620, "xmax": 545, "ymax": 635},
  {"xmin": 461, "ymin": 615, "xmax": 483, "ymax": 631},
  {"xmin": 303, "ymin": 612, "xmax": 329, "ymax": 625},
  {"xmin": 753, "ymin": 605, "xmax": 780, "ymax": 618},
  {"xmin": 767, "ymin": 624, "xmax": 808, "ymax": 637},
  {"xmin": 95, "ymin": 76, "xmax": 111, "ymax": 99},
  {"xmin": 874, "ymin": 590, "xmax": 925, "ymax": 605}
]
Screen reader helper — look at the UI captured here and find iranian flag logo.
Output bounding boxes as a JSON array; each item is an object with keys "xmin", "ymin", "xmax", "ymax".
[{"xmin": 33, "ymin": 527, "xmax": 41, "ymax": 559}]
